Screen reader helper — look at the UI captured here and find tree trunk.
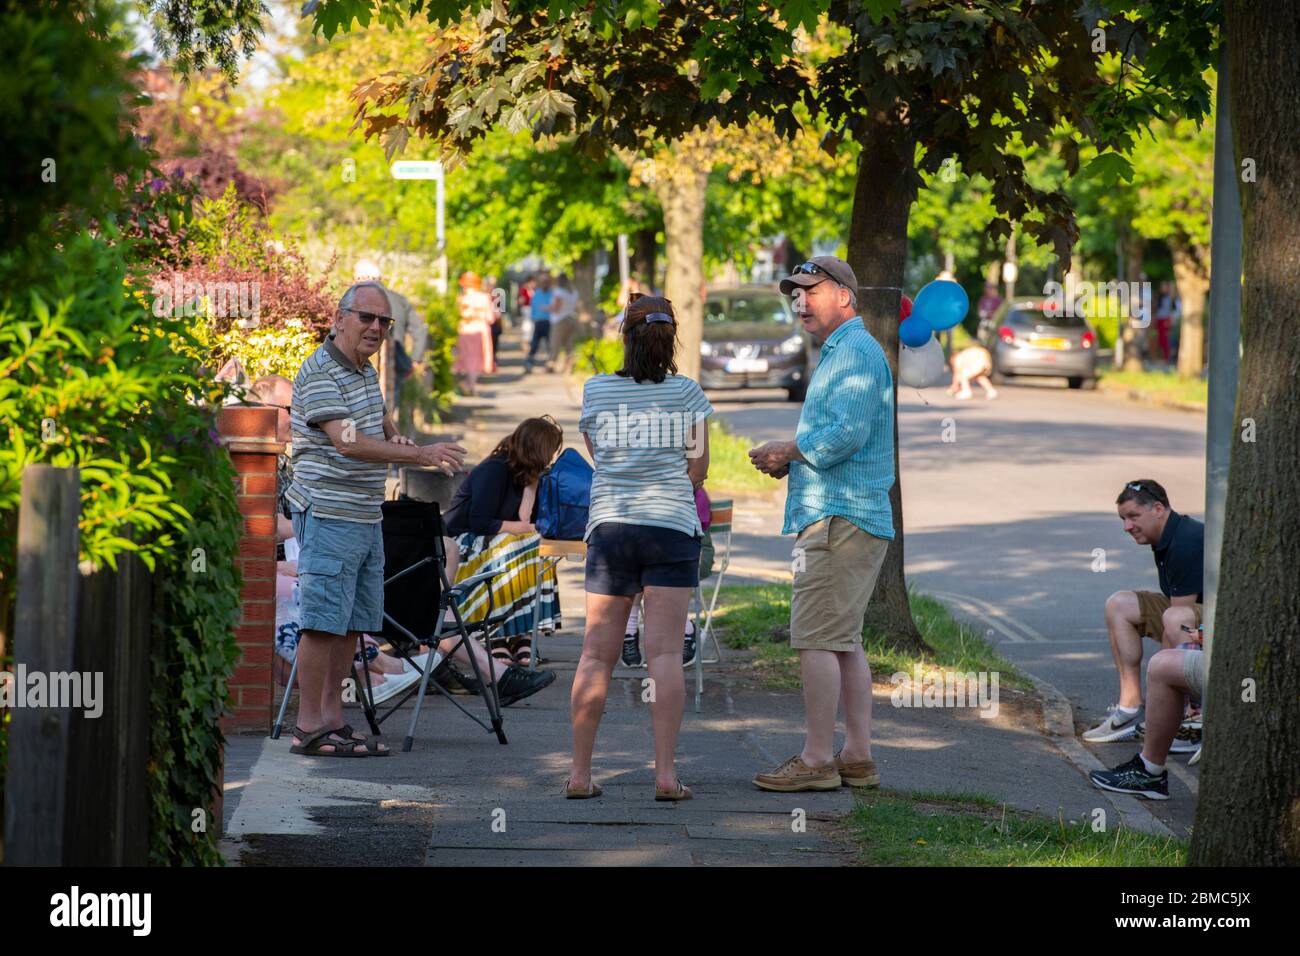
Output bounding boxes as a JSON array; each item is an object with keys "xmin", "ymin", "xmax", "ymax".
[
  {"xmin": 1189, "ymin": 3, "xmax": 1300, "ymax": 866},
  {"xmin": 573, "ymin": 248, "xmax": 598, "ymax": 336},
  {"xmin": 634, "ymin": 227, "xmax": 658, "ymax": 290},
  {"xmin": 1171, "ymin": 240, "xmax": 1208, "ymax": 377},
  {"xmin": 655, "ymin": 155, "xmax": 708, "ymax": 383},
  {"xmin": 1120, "ymin": 231, "xmax": 1147, "ymax": 371},
  {"xmin": 845, "ymin": 116, "xmax": 928, "ymax": 657}
]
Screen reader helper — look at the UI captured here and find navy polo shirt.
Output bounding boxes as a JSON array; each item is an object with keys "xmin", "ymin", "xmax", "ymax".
[{"xmin": 1153, "ymin": 510, "xmax": 1204, "ymax": 602}]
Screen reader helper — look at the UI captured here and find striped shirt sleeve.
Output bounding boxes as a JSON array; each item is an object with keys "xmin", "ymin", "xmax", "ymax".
[
  {"xmin": 681, "ymin": 377, "xmax": 714, "ymax": 423},
  {"xmin": 578, "ymin": 378, "xmax": 595, "ymax": 433},
  {"xmin": 796, "ymin": 343, "xmax": 878, "ymax": 469},
  {"xmin": 299, "ymin": 364, "xmax": 351, "ymax": 426}
]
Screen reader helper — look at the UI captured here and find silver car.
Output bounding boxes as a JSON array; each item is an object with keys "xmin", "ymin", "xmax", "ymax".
[{"xmin": 977, "ymin": 298, "xmax": 1099, "ymax": 389}]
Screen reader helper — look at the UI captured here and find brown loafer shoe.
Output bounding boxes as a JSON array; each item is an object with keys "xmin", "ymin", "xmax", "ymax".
[
  {"xmin": 752, "ymin": 755, "xmax": 842, "ymax": 792},
  {"xmin": 834, "ymin": 753, "xmax": 880, "ymax": 788}
]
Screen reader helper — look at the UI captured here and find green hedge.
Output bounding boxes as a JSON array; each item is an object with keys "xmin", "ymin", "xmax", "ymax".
[{"xmin": 0, "ymin": 231, "xmax": 242, "ymax": 865}]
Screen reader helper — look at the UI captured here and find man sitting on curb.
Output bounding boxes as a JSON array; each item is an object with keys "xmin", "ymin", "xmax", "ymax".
[
  {"xmin": 1089, "ymin": 644, "xmax": 1206, "ymax": 800},
  {"xmin": 1083, "ymin": 479, "xmax": 1204, "ymax": 743}
]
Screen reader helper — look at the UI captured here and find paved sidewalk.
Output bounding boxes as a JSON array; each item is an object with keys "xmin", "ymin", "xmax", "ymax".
[
  {"xmin": 223, "ymin": 591, "xmax": 1159, "ymax": 866},
  {"xmin": 220, "ymin": 337, "xmax": 1179, "ymax": 866}
]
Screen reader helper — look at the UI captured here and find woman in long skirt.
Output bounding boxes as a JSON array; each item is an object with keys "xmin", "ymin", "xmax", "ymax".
[{"xmin": 454, "ymin": 271, "xmax": 496, "ymax": 394}]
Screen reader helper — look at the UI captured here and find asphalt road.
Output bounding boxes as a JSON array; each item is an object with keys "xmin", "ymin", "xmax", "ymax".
[{"xmin": 711, "ymin": 376, "xmax": 1208, "ymax": 813}]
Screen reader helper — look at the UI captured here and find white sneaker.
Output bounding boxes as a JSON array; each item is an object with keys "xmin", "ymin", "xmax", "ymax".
[
  {"xmin": 366, "ymin": 667, "xmax": 422, "ymax": 705},
  {"xmin": 406, "ymin": 650, "xmax": 441, "ymax": 674},
  {"xmin": 1083, "ymin": 705, "xmax": 1142, "ymax": 742}
]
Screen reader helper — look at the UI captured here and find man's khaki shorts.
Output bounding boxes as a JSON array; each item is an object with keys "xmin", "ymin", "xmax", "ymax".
[
  {"xmin": 790, "ymin": 516, "xmax": 889, "ymax": 652},
  {"xmin": 1134, "ymin": 589, "xmax": 1203, "ymax": 642}
]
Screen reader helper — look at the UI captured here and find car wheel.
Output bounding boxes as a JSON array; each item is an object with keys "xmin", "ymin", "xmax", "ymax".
[
  {"xmin": 1081, "ymin": 377, "xmax": 1098, "ymax": 390},
  {"xmin": 786, "ymin": 380, "xmax": 807, "ymax": 402},
  {"xmin": 989, "ymin": 363, "xmax": 1006, "ymax": 386}
]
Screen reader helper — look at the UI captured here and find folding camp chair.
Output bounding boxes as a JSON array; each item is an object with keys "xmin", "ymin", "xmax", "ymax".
[
  {"xmin": 272, "ymin": 500, "xmax": 513, "ymax": 751},
  {"xmin": 528, "ymin": 538, "xmax": 586, "ymax": 670},
  {"xmin": 690, "ymin": 498, "xmax": 733, "ymax": 712}
]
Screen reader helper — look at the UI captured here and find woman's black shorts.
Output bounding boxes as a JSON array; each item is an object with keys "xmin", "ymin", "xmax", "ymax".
[{"xmin": 585, "ymin": 522, "xmax": 701, "ymax": 595}]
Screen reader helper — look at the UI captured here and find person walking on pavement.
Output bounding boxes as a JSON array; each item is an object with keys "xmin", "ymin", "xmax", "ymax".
[
  {"xmin": 485, "ymin": 274, "xmax": 504, "ymax": 357},
  {"xmin": 747, "ymin": 256, "xmax": 894, "ymax": 793},
  {"xmin": 547, "ymin": 273, "xmax": 580, "ymax": 374},
  {"xmin": 454, "ymin": 271, "xmax": 495, "ymax": 395},
  {"xmin": 525, "ymin": 270, "xmax": 555, "ymax": 373}
]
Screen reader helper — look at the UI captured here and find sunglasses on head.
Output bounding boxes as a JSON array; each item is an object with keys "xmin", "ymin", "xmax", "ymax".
[
  {"xmin": 792, "ymin": 262, "xmax": 832, "ymax": 279},
  {"xmin": 344, "ymin": 308, "xmax": 394, "ymax": 330}
]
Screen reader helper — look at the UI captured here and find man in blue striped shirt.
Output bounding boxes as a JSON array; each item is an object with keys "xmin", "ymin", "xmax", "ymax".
[{"xmin": 748, "ymin": 256, "xmax": 896, "ymax": 793}]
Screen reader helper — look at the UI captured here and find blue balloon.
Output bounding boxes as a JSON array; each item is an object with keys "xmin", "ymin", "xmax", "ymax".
[
  {"xmin": 914, "ymin": 279, "xmax": 970, "ymax": 331},
  {"xmin": 899, "ymin": 315, "xmax": 933, "ymax": 349}
]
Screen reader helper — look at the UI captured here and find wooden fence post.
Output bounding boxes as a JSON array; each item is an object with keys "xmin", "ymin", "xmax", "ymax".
[
  {"xmin": 3, "ymin": 465, "xmax": 80, "ymax": 865},
  {"xmin": 63, "ymin": 553, "xmax": 153, "ymax": 865}
]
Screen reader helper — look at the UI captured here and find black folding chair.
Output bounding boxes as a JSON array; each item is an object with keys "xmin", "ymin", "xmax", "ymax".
[{"xmin": 272, "ymin": 500, "xmax": 513, "ymax": 751}]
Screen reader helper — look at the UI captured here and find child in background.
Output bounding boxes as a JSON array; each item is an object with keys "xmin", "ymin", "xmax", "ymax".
[{"xmin": 621, "ymin": 486, "xmax": 712, "ymax": 668}]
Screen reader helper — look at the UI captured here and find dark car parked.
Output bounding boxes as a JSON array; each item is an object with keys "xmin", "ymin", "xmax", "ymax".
[
  {"xmin": 699, "ymin": 285, "xmax": 812, "ymax": 401},
  {"xmin": 977, "ymin": 298, "xmax": 1099, "ymax": 389}
]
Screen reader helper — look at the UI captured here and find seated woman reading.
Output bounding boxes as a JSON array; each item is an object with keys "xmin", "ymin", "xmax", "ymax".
[{"xmin": 442, "ymin": 415, "xmax": 565, "ymax": 666}]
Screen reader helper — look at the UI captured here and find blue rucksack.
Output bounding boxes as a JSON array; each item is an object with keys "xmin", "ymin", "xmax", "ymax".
[{"xmin": 535, "ymin": 448, "xmax": 594, "ymax": 540}]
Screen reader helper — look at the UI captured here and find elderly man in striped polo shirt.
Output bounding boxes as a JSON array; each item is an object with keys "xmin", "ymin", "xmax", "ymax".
[
  {"xmin": 747, "ymin": 256, "xmax": 896, "ymax": 792},
  {"xmin": 285, "ymin": 281, "xmax": 466, "ymax": 757}
]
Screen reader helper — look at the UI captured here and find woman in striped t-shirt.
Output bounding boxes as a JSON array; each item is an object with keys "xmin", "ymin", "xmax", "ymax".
[{"xmin": 566, "ymin": 294, "xmax": 712, "ymax": 801}]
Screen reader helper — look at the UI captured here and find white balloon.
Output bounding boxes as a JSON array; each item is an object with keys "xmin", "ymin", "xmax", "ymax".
[{"xmin": 898, "ymin": 334, "xmax": 947, "ymax": 388}]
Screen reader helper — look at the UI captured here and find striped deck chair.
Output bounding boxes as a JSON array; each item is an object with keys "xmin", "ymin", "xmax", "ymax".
[{"xmin": 690, "ymin": 498, "xmax": 733, "ymax": 713}]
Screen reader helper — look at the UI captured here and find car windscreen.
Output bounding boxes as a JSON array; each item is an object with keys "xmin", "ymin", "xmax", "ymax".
[
  {"xmin": 1010, "ymin": 308, "xmax": 1086, "ymax": 329},
  {"xmin": 705, "ymin": 295, "xmax": 791, "ymax": 325}
]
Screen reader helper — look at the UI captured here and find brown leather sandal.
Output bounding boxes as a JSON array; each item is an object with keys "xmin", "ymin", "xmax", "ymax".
[
  {"xmin": 336, "ymin": 723, "xmax": 389, "ymax": 756},
  {"xmin": 290, "ymin": 726, "xmax": 370, "ymax": 758},
  {"xmin": 565, "ymin": 781, "xmax": 603, "ymax": 799}
]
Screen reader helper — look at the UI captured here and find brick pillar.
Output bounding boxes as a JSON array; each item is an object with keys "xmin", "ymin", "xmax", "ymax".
[{"xmin": 216, "ymin": 406, "xmax": 283, "ymax": 735}]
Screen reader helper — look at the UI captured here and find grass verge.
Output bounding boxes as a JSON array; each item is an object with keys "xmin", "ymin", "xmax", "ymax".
[
  {"xmin": 845, "ymin": 790, "xmax": 1187, "ymax": 866},
  {"xmin": 1096, "ymin": 367, "xmax": 1207, "ymax": 409},
  {"xmin": 704, "ymin": 420, "xmax": 783, "ymax": 498},
  {"xmin": 711, "ymin": 584, "xmax": 1032, "ymax": 692}
]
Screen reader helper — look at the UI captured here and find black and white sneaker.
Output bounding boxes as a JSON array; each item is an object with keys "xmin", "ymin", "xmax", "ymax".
[
  {"xmin": 496, "ymin": 665, "xmax": 557, "ymax": 707},
  {"xmin": 1089, "ymin": 753, "xmax": 1169, "ymax": 800},
  {"xmin": 682, "ymin": 630, "xmax": 698, "ymax": 667},
  {"xmin": 621, "ymin": 631, "xmax": 642, "ymax": 667}
]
